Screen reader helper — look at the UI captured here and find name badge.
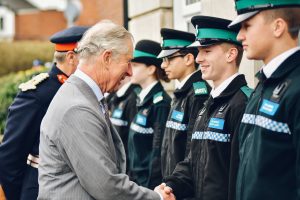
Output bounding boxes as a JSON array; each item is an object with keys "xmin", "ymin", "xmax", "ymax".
[
  {"xmin": 171, "ymin": 110, "xmax": 184, "ymax": 122},
  {"xmin": 112, "ymin": 109, "xmax": 123, "ymax": 118},
  {"xmin": 208, "ymin": 118, "xmax": 225, "ymax": 130},
  {"xmin": 259, "ymin": 99, "xmax": 279, "ymax": 116},
  {"xmin": 136, "ymin": 114, "xmax": 147, "ymax": 126}
]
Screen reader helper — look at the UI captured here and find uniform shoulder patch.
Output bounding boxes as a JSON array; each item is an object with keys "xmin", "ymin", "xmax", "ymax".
[
  {"xmin": 153, "ymin": 91, "xmax": 163, "ymax": 104},
  {"xmin": 18, "ymin": 73, "xmax": 49, "ymax": 92},
  {"xmin": 193, "ymin": 81, "xmax": 208, "ymax": 95},
  {"xmin": 240, "ymin": 86, "xmax": 253, "ymax": 99}
]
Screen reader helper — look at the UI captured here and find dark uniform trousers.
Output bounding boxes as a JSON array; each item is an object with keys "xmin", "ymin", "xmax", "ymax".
[
  {"xmin": 236, "ymin": 50, "xmax": 300, "ymax": 200},
  {"xmin": 108, "ymin": 84, "xmax": 140, "ymax": 173},
  {"xmin": 161, "ymin": 71, "xmax": 211, "ymax": 178},
  {"xmin": 164, "ymin": 75, "xmax": 251, "ymax": 200},
  {"xmin": 128, "ymin": 82, "xmax": 171, "ymax": 189},
  {"xmin": 0, "ymin": 64, "xmax": 67, "ymax": 200}
]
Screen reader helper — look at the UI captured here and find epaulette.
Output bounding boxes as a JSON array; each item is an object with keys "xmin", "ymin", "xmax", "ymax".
[
  {"xmin": 153, "ymin": 91, "xmax": 163, "ymax": 104},
  {"xmin": 240, "ymin": 86, "xmax": 253, "ymax": 99},
  {"xmin": 18, "ymin": 73, "xmax": 49, "ymax": 92},
  {"xmin": 193, "ymin": 81, "xmax": 208, "ymax": 95}
]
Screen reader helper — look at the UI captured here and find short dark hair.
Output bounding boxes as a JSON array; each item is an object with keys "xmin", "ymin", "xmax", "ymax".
[
  {"xmin": 262, "ymin": 8, "xmax": 300, "ymax": 39},
  {"xmin": 178, "ymin": 48, "xmax": 199, "ymax": 68}
]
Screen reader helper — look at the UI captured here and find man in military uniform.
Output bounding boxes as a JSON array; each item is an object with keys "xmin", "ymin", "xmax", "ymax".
[
  {"xmin": 158, "ymin": 29, "xmax": 211, "ymax": 179},
  {"xmin": 156, "ymin": 16, "xmax": 252, "ymax": 200},
  {"xmin": 0, "ymin": 26, "xmax": 88, "ymax": 200},
  {"xmin": 228, "ymin": 0, "xmax": 300, "ymax": 199}
]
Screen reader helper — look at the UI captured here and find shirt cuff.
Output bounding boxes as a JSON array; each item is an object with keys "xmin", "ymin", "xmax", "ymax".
[{"xmin": 155, "ymin": 190, "xmax": 164, "ymax": 200}]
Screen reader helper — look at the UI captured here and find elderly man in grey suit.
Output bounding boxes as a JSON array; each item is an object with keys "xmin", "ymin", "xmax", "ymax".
[{"xmin": 38, "ymin": 20, "xmax": 175, "ymax": 200}]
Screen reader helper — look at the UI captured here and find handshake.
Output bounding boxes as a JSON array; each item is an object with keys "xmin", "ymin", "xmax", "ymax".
[{"xmin": 154, "ymin": 183, "xmax": 176, "ymax": 200}]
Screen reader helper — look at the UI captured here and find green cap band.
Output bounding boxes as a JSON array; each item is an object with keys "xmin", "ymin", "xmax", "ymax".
[
  {"xmin": 236, "ymin": 0, "xmax": 300, "ymax": 11},
  {"xmin": 196, "ymin": 28, "xmax": 239, "ymax": 44},
  {"xmin": 133, "ymin": 50, "xmax": 157, "ymax": 58},
  {"xmin": 162, "ymin": 39, "xmax": 192, "ymax": 48}
]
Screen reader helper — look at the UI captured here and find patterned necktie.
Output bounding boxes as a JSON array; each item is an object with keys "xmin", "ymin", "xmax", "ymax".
[{"xmin": 100, "ymin": 98, "xmax": 110, "ymax": 123}]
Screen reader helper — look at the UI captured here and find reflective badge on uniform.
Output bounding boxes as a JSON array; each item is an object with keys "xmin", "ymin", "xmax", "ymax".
[
  {"xmin": 193, "ymin": 81, "xmax": 208, "ymax": 95},
  {"xmin": 171, "ymin": 110, "xmax": 184, "ymax": 122},
  {"xmin": 259, "ymin": 99, "xmax": 279, "ymax": 116},
  {"xmin": 136, "ymin": 114, "xmax": 147, "ymax": 126},
  {"xmin": 112, "ymin": 109, "xmax": 123, "ymax": 118},
  {"xmin": 208, "ymin": 118, "xmax": 225, "ymax": 130}
]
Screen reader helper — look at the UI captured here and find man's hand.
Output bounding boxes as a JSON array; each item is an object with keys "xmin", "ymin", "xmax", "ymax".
[{"xmin": 154, "ymin": 183, "xmax": 175, "ymax": 200}]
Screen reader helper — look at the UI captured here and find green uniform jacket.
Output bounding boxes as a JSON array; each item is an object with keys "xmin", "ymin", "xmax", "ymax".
[
  {"xmin": 237, "ymin": 50, "xmax": 300, "ymax": 200},
  {"xmin": 128, "ymin": 82, "xmax": 171, "ymax": 189}
]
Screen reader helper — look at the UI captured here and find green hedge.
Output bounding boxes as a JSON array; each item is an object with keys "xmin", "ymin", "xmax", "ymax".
[
  {"xmin": 0, "ymin": 41, "xmax": 54, "ymax": 77},
  {"xmin": 0, "ymin": 67, "xmax": 48, "ymax": 140}
]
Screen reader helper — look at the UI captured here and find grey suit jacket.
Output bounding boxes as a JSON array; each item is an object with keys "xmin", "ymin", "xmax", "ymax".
[{"xmin": 38, "ymin": 75, "xmax": 160, "ymax": 200}]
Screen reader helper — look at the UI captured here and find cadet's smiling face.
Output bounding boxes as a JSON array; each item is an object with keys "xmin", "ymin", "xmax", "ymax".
[
  {"xmin": 237, "ymin": 12, "xmax": 274, "ymax": 63},
  {"xmin": 196, "ymin": 45, "xmax": 227, "ymax": 84},
  {"xmin": 131, "ymin": 62, "xmax": 149, "ymax": 85}
]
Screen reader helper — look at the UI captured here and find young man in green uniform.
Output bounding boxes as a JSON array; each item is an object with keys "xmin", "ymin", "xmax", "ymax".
[
  {"xmin": 158, "ymin": 29, "xmax": 211, "ymax": 179},
  {"xmin": 128, "ymin": 40, "xmax": 171, "ymax": 189},
  {"xmin": 156, "ymin": 16, "xmax": 252, "ymax": 200},
  {"xmin": 228, "ymin": 0, "xmax": 300, "ymax": 199}
]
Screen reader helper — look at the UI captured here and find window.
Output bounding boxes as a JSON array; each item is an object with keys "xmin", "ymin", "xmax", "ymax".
[
  {"xmin": 0, "ymin": 17, "xmax": 4, "ymax": 31},
  {"xmin": 185, "ymin": 0, "xmax": 200, "ymax": 6}
]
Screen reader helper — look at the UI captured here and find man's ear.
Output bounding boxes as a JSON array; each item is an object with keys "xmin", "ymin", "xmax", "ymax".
[
  {"xmin": 102, "ymin": 50, "xmax": 113, "ymax": 68},
  {"xmin": 184, "ymin": 53, "xmax": 194, "ymax": 66},
  {"xmin": 272, "ymin": 18, "xmax": 286, "ymax": 38},
  {"xmin": 226, "ymin": 47, "xmax": 238, "ymax": 63},
  {"xmin": 66, "ymin": 51, "xmax": 76, "ymax": 64}
]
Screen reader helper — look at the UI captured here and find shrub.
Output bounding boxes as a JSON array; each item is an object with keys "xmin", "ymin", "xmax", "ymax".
[
  {"xmin": 0, "ymin": 67, "xmax": 48, "ymax": 141},
  {"xmin": 0, "ymin": 41, "xmax": 54, "ymax": 77}
]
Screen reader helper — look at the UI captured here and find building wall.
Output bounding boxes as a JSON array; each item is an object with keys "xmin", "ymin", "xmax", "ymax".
[
  {"xmin": 76, "ymin": 0, "xmax": 124, "ymax": 26},
  {"xmin": 128, "ymin": 0, "xmax": 174, "ymax": 91},
  {"xmin": 0, "ymin": 7, "xmax": 15, "ymax": 41},
  {"xmin": 15, "ymin": 10, "xmax": 66, "ymax": 40}
]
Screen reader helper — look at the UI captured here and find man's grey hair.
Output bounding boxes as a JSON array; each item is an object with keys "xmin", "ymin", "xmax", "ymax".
[
  {"xmin": 76, "ymin": 20, "xmax": 133, "ymax": 60},
  {"xmin": 54, "ymin": 51, "xmax": 67, "ymax": 63}
]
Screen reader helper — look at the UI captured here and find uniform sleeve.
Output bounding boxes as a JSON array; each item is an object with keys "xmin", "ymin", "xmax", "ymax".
[
  {"xmin": 55, "ymin": 106, "xmax": 160, "ymax": 200},
  {"xmin": 185, "ymin": 93, "xmax": 208, "ymax": 157},
  {"xmin": 147, "ymin": 103, "xmax": 170, "ymax": 189},
  {"xmin": 227, "ymin": 97, "xmax": 247, "ymax": 200},
  {"xmin": 0, "ymin": 94, "xmax": 44, "ymax": 200},
  {"xmin": 164, "ymin": 152, "xmax": 194, "ymax": 199}
]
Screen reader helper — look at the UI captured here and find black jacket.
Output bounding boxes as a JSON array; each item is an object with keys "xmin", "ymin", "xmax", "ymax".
[
  {"xmin": 165, "ymin": 75, "xmax": 251, "ymax": 200},
  {"xmin": 161, "ymin": 71, "xmax": 210, "ymax": 177},
  {"xmin": 0, "ymin": 64, "xmax": 67, "ymax": 200},
  {"xmin": 236, "ymin": 50, "xmax": 300, "ymax": 200},
  {"xmin": 108, "ymin": 84, "xmax": 140, "ymax": 172},
  {"xmin": 128, "ymin": 82, "xmax": 171, "ymax": 189}
]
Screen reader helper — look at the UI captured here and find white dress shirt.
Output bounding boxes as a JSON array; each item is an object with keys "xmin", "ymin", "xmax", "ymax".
[
  {"xmin": 263, "ymin": 47, "xmax": 300, "ymax": 78},
  {"xmin": 116, "ymin": 82, "xmax": 132, "ymax": 97},
  {"xmin": 139, "ymin": 81, "xmax": 158, "ymax": 103},
  {"xmin": 176, "ymin": 70, "xmax": 199, "ymax": 89},
  {"xmin": 210, "ymin": 73, "xmax": 239, "ymax": 98}
]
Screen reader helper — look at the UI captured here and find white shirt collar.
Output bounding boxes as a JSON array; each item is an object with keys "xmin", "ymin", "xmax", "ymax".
[
  {"xmin": 74, "ymin": 69, "xmax": 104, "ymax": 102},
  {"xmin": 176, "ymin": 70, "xmax": 199, "ymax": 89},
  {"xmin": 139, "ymin": 81, "xmax": 158, "ymax": 103},
  {"xmin": 210, "ymin": 73, "xmax": 239, "ymax": 99},
  {"xmin": 263, "ymin": 47, "xmax": 300, "ymax": 78},
  {"xmin": 116, "ymin": 82, "xmax": 131, "ymax": 97}
]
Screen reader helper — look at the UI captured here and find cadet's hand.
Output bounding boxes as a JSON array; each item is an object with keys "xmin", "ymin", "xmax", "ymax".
[{"xmin": 154, "ymin": 183, "xmax": 176, "ymax": 200}]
